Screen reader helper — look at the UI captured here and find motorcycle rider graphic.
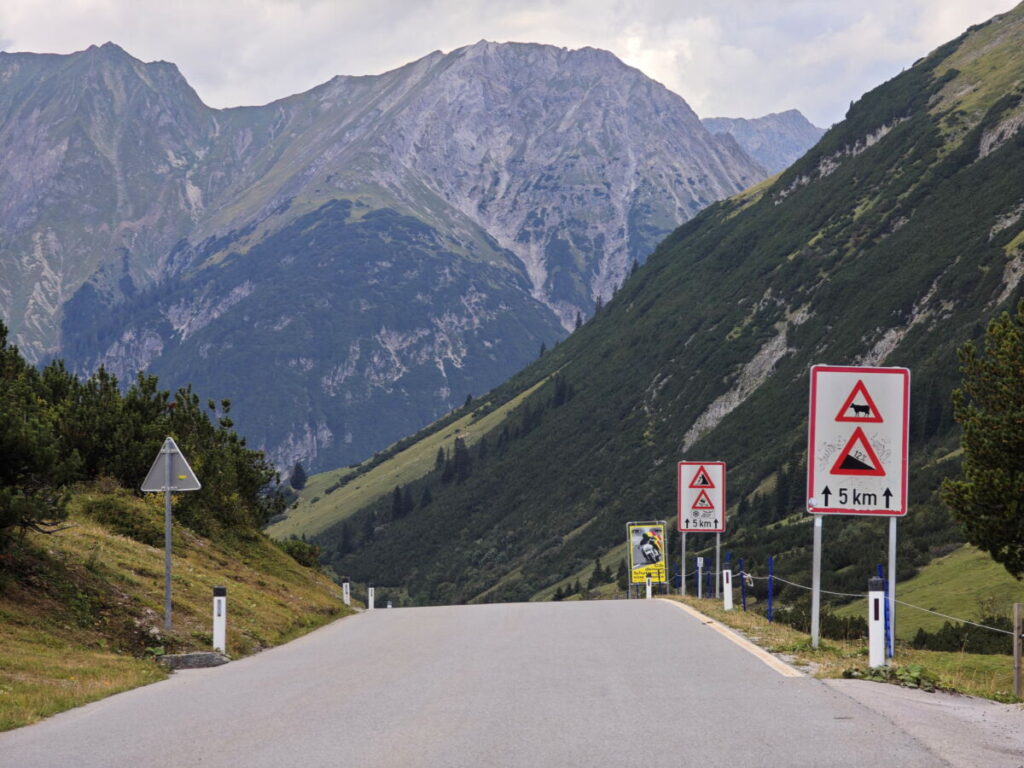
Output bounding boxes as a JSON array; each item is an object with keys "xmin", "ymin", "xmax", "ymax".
[{"xmin": 638, "ymin": 529, "xmax": 663, "ymax": 564}]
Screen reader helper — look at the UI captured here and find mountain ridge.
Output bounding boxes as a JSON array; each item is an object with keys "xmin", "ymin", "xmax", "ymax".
[
  {"xmin": 299, "ymin": 5, "xmax": 1024, "ymax": 605},
  {"xmin": 1, "ymin": 40, "xmax": 824, "ymax": 472}
]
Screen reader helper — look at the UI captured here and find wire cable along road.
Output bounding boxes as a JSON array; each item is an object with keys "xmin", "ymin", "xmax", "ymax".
[{"xmin": 0, "ymin": 601, "xmax": 958, "ymax": 767}]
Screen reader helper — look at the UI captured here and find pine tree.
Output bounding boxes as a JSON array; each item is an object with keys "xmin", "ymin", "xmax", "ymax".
[
  {"xmin": 587, "ymin": 556, "xmax": 603, "ymax": 589},
  {"xmin": 538, "ymin": 342, "xmax": 547, "ymax": 358},
  {"xmin": 361, "ymin": 511, "xmax": 376, "ymax": 544},
  {"xmin": 452, "ymin": 437, "xmax": 472, "ymax": 483},
  {"xmin": 435, "ymin": 447, "xmax": 446, "ymax": 472},
  {"xmin": 420, "ymin": 487, "xmax": 433, "ymax": 507},
  {"xmin": 941, "ymin": 300, "xmax": 1024, "ymax": 578},
  {"xmin": 616, "ymin": 558, "xmax": 628, "ymax": 590},
  {"xmin": 574, "ymin": 311, "xmax": 583, "ymax": 331},
  {"xmin": 290, "ymin": 462, "xmax": 307, "ymax": 490},
  {"xmin": 553, "ymin": 586, "xmax": 565, "ymax": 601},
  {"xmin": 390, "ymin": 485, "xmax": 404, "ymax": 520}
]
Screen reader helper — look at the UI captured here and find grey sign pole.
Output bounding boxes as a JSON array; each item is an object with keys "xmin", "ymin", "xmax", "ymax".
[
  {"xmin": 680, "ymin": 533, "xmax": 687, "ymax": 596},
  {"xmin": 715, "ymin": 533, "xmax": 721, "ymax": 598},
  {"xmin": 811, "ymin": 515, "xmax": 823, "ymax": 648},
  {"xmin": 889, "ymin": 517, "xmax": 897, "ymax": 657},
  {"xmin": 164, "ymin": 447, "xmax": 173, "ymax": 630},
  {"xmin": 141, "ymin": 437, "xmax": 201, "ymax": 633}
]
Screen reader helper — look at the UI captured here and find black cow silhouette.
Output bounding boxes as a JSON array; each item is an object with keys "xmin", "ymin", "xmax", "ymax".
[{"xmin": 850, "ymin": 404, "xmax": 871, "ymax": 416}]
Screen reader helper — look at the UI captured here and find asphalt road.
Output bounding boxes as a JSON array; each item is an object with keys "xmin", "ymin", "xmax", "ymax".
[{"xmin": 0, "ymin": 599, "xmax": 962, "ymax": 767}]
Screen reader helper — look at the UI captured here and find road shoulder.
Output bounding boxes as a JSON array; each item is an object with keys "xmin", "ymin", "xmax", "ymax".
[{"xmin": 825, "ymin": 679, "xmax": 1024, "ymax": 768}]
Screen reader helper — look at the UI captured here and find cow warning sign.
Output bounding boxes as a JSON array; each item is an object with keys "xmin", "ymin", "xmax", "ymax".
[
  {"xmin": 808, "ymin": 366, "xmax": 910, "ymax": 516},
  {"xmin": 678, "ymin": 462, "xmax": 726, "ymax": 532}
]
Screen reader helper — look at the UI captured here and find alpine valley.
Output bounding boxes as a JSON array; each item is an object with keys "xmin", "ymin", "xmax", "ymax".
[
  {"xmin": 0, "ymin": 40, "xmax": 819, "ymax": 471},
  {"xmin": 284, "ymin": 6, "xmax": 1024, "ymax": 606}
]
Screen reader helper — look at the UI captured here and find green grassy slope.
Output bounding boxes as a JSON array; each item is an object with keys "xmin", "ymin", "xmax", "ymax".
[
  {"xmin": 835, "ymin": 545, "xmax": 1024, "ymax": 639},
  {"xmin": 312, "ymin": 6, "xmax": 1024, "ymax": 606},
  {"xmin": 269, "ymin": 377, "xmax": 549, "ymax": 540},
  {"xmin": 0, "ymin": 483, "xmax": 351, "ymax": 731}
]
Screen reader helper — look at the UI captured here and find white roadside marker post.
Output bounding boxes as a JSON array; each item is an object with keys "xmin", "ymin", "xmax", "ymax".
[
  {"xmin": 368, "ymin": 587, "xmax": 375, "ymax": 611},
  {"xmin": 722, "ymin": 570, "xmax": 733, "ymax": 611},
  {"xmin": 341, "ymin": 578, "xmax": 351, "ymax": 607},
  {"xmin": 212, "ymin": 586, "xmax": 227, "ymax": 654},
  {"xmin": 645, "ymin": 574, "xmax": 652, "ymax": 600},
  {"xmin": 868, "ymin": 577, "xmax": 886, "ymax": 668},
  {"xmin": 696, "ymin": 557, "xmax": 704, "ymax": 599}
]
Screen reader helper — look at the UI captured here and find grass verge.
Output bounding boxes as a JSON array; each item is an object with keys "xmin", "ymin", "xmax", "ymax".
[
  {"xmin": 664, "ymin": 595, "xmax": 1021, "ymax": 703},
  {"xmin": 0, "ymin": 484, "xmax": 353, "ymax": 731}
]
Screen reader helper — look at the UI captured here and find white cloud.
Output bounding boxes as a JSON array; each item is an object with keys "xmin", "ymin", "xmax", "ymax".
[{"xmin": 0, "ymin": 0, "xmax": 1017, "ymax": 124}]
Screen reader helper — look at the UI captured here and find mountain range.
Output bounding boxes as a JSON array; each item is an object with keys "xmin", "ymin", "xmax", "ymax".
[
  {"xmin": 0, "ymin": 41, "xmax": 820, "ymax": 471},
  {"xmin": 702, "ymin": 110, "xmax": 825, "ymax": 173},
  {"xmin": 289, "ymin": 5, "xmax": 1024, "ymax": 605}
]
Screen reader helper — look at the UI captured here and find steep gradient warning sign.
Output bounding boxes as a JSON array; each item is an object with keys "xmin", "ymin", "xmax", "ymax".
[
  {"xmin": 808, "ymin": 366, "xmax": 910, "ymax": 516},
  {"xmin": 830, "ymin": 427, "xmax": 885, "ymax": 476}
]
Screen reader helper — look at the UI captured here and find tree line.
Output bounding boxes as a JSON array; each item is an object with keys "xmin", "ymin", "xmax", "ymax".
[{"xmin": 0, "ymin": 320, "xmax": 281, "ymax": 557}]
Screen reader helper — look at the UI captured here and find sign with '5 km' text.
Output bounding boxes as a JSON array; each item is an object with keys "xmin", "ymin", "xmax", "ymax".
[{"xmin": 807, "ymin": 365, "xmax": 910, "ymax": 516}]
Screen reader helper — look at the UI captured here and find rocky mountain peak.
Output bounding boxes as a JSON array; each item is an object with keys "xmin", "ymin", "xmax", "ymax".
[{"xmin": 0, "ymin": 40, "xmax": 821, "ymax": 473}]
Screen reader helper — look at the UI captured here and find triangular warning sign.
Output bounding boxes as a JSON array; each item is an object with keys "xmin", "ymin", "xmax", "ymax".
[
  {"xmin": 141, "ymin": 437, "xmax": 202, "ymax": 492},
  {"xmin": 836, "ymin": 380, "xmax": 883, "ymax": 423},
  {"xmin": 830, "ymin": 427, "xmax": 885, "ymax": 476},
  {"xmin": 688, "ymin": 465, "xmax": 716, "ymax": 489},
  {"xmin": 691, "ymin": 489, "xmax": 716, "ymax": 510}
]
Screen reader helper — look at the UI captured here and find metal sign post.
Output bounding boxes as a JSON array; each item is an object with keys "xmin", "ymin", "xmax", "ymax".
[
  {"xmin": 141, "ymin": 437, "xmax": 201, "ymax": 631},
  {"xmin": 680, "ymin": 533, "xmax": 686, "ymax": 595},
  {"xmin": 889, "ymin": 518, "xmax": 897, "ymax": 656},
  {"xmin": 811, "ymin": 516, "xmax": 822, "ymax": 647},
  {"xmin": 808, "ymin": 366, "xmax": 910, "ymax": 656},
  {"xmin": 715, "ymin": 533, "xmax": 721, "ymax": 598}
]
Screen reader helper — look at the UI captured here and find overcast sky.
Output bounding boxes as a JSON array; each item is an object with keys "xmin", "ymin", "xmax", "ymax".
[{"xmin": 1, "ymin": 0, "xmax": 1017, "ymax": 126}]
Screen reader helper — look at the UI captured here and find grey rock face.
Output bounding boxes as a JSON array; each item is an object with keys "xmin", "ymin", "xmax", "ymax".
[
  {"xmin": 702, "ymin": 109, "xmax": 824, "ymax": 174},
  {"xmin": 2, "ymin": 41, "xmax": 769, "ymax": 470}
]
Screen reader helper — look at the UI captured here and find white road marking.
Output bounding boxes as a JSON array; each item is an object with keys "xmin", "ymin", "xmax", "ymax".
[{"xmin": 661, "ymin": 598, "xmax": 803, "ymax": 678}]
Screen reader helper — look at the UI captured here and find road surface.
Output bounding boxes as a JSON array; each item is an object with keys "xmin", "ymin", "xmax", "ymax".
[{"xmin": 0, "ymin": 599, "xmax": 981, "ymax": 767}]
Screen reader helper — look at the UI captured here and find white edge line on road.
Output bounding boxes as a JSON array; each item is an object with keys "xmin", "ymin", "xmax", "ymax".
[{"xmin": 660, "ymin": 598, "xmax": 803, "ymax": 678}]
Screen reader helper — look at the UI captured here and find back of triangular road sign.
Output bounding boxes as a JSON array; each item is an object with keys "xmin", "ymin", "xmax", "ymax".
[
  {"xmin": 691, "ymin": 489, "xmax": 716, "ymax": 510},
  {"xmin": 835, "ymin": 380, "xmax": 883, "ymax": 423},
  {"xmin": 830, "ymin": 427, "xmax": 885, "ymax": 476},
  {"xmin": 688, "ymin": 465, "xmax": 716, "ymax": 489},
  {"xmin": 141, "ymin": 437, "xmax": 202, "ymax": 492}
]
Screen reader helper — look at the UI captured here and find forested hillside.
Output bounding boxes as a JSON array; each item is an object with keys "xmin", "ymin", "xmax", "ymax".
[{"xmin": 302, "ymin": 6, "xmax": 1024, "ymax": 606}]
